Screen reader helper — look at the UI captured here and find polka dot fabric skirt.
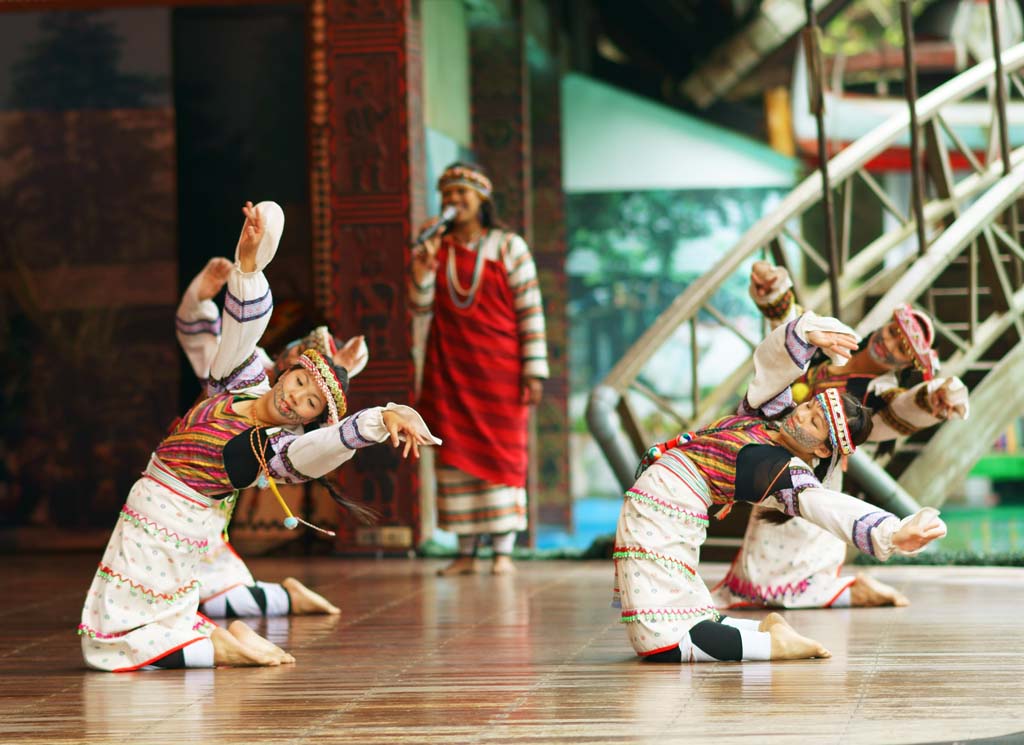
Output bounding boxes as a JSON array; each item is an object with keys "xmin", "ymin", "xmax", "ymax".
[{"xmin": 613, "ymin": 455, "xmax": 718, "ymax": 656}]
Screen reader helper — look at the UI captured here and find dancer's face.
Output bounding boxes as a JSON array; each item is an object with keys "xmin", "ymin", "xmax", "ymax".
[
  {"xmin": 778, "ymin": 400, "xmax": 832, "ymax": 459},
  {"xmin": 866, "ymin": 321, "xmax": 913, "ymax": 369},
  {"xmin": 441, "ymin": 185, "xmax": 484, "ymax": 226},
  {"xmin": 267, "ymin": 368, "xmax": 327, "ymax": 425}
]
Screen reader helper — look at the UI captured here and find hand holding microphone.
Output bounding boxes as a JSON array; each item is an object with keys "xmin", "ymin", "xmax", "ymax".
[{"xmin": 412, "ymin": 205, "xmax": 457, "ymax": 275}]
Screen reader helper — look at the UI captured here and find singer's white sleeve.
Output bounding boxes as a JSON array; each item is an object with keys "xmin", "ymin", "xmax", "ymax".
[{"xmin": 503, "ymin": 233, "xmax": 549, "ymax": 380}]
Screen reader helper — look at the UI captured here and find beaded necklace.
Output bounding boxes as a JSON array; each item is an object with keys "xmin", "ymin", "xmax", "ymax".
[
  {"xmin": 248, "ymin": 423, "xmax": 336, "ymax": 536},
  {"xmin": 446, "ymin": 232, "xmax": 488, "ymax": 310}
]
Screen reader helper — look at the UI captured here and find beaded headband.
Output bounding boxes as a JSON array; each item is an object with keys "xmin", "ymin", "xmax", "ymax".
[
  {"xmin": 893, "ymin": 304, "xmax": 936, "ymax": 380},
  {"xmin": 815, "ymin": 387, "xmax": 855, "ymax": 457},
  {"xmin": 297, "ymin": 349, "xmax": 347, "ymax": 425},
  {"xmin": 437, "ymin": 166, "xmax": 493, "ymax": 199}
]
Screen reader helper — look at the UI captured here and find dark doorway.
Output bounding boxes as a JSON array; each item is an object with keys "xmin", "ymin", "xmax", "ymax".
[{"xmin": 172, "ymin": 4, "xmax": 312, "ymax": 407}]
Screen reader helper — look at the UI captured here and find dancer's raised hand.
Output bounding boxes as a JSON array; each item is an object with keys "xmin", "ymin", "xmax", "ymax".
[
  {"xmin": 197, "ymin": 257, "xmax": 233, "ymax": 300},
  {"xmin": 750, "ymin": 261, "xmax": 786, "ymax": 299},
  {"xmin": 929, "ymin": 377, "xmax": 968, "ymax": 420},
  {"xmin": 334, "ymin": 335, "xmax": 368, "ymax": 375},
  {"xmin": 238, "ymin": 201, "xmax": 264, "ymax": 272},
  {"xmin": 806, "ymin": 329, "xmax": 859, "ymax": 364}
]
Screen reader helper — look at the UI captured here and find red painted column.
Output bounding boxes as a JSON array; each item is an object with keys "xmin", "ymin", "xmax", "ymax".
[{"xmin": 313, "ymin": 0, "xmax": 426, "ymax": 550}]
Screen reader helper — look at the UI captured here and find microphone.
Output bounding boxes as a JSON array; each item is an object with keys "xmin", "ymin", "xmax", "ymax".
[{"xmin": 413, "ymin": 205, "xmax": 457, "ymax": 246}]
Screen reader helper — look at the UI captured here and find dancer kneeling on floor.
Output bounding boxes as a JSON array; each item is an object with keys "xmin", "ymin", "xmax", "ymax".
[
  {"xmin": 79, "ymin": 201, "xmax": 439, "ymax": 671},
  {"xmin": 613, "ymin": 310, "xmax": 946, "ymax": 664},
  {"xmin": 176, "ymin": 258, "xmax": 371, "ymax": 619}
]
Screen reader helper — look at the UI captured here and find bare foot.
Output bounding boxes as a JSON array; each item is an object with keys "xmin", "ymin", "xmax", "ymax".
[
  {"xmin": 228, "ymin": 620, "xmax": 295, "ymax": 664},
  {"xmin": 437, "ymin": 556, "xmax": 478, "ymax": 576},
  {"xmin": 492, "ymin": 555, "xmax": 516, "ymax": 575},
  {"xmin": 197, "ymin": 257, "xmax": 233, "ymax": 301},
  {"xmin": 211, "ymin": 627, "xmax": 280, "ymax": 667},
  {"xmin": 282, "ymin": 577, "xmax": 341, "ymax": 615},
  {"xmin": 850, "ymin": 573, "xmax": 909, "ymax": 607},
  {"xmin": 758, "ymin": 612, "xmax": 791, "ymax": 633},
  {"xmin": 768, "ymin": 622, "xmax": 831, "ymax": 660}
]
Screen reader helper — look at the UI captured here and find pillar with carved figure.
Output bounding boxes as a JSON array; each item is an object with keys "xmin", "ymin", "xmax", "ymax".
[{"xmin": 313, "ymin": 0, "xmax": 426, "ymax": 550}]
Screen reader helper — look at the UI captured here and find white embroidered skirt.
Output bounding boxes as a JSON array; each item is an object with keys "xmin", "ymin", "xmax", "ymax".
[
  {"xmin": 711, "ymin": 506, "xmax": 853, "ymax": 609},
  {"xmin": 79, "ymin": 456, "xmax": 218, "ymax": 671},
  {"xmin": 197, "ymin": 497, "xmax": 256, "ymax": 602},
  {"xmin": 613, "ymin": 453, "xmax": 718, "ymax": 657}
]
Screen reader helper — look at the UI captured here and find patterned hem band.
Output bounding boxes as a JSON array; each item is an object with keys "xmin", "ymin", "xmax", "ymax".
[
  {"xmin": 720, "ymin": 572, "xmax": 811, "ymax": 602},
  {"xmin": 611, "ymin": 546, "xmax": 697, "ymax": 577},
  {"xmin": 119, "ymin": 506, "xmax": 210, "ymax": 553},
  {"xmin": 95, "ymin": 564, "xmax": 201, "ymax": 605},
  {"xmin": 761, "ymin": 290, "xmax": 793, "ymax": 321},
  {"xmin": 620, "ymin": 606, "xmax": 718, "ymax": 624},
  {"xmin": 624, "ymin": 488, "xmax": 709, "ymax": 524}
]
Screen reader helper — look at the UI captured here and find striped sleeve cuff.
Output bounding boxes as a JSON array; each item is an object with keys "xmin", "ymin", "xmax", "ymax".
[
  {"xmin": 176, "ymin": 315, "xmax": 222, "ymax": 336},
  {"xmin": 224, "ymin": 286, "xmax": 273, "ymax": 323},
  {"xmin": 339, "ymin": 409, "xmax": 382, "ymax": 450},
  {"xmin": 784, "ymin": 317, "xmax": 816, "ymax": 367}
]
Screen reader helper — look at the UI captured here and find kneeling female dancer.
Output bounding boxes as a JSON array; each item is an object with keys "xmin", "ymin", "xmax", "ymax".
[
  {"xmin": 79, "ymin": 201, "xmax": 438, "ymax": 671},
  {"xmin": 613, "ymin": 311, "xmax": 946, "ymax": 663}
]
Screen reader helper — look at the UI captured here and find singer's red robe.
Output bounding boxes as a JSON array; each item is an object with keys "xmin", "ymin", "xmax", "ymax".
[{"xmin": 417, "ymin": 235, "xmax": 529, "ymax": 488}]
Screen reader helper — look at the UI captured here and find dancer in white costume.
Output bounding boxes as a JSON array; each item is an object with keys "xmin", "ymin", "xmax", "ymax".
[
  {"xmin": 614, "ymin": 310, "xmax": 947, "ymax": 663},
  {"xmin": 176, "ymin": 260, "xmax": 369, "ymax": 618},
  {"xmin": 711, "ymin": 262, "xmax": 969, "ymax": 610},
  {"xmin": 79, "ymin": 202, "xmax": 439, "ymax": 671}
]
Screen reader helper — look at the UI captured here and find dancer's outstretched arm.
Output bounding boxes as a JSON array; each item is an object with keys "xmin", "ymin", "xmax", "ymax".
[
  {"xmin": 256, "ymin": 404, "xmax": 441, "ymax": 484},
  {"xmin": 759, "ymin": 457, "xmax": 947, "ymax": 561},
  {"xmin": 868, "ymin": 376, "xmax": 970, "ymax": 441},
  {"xmin": 175, "ymin": 258, "xmax": 231, "ymax": 383}
]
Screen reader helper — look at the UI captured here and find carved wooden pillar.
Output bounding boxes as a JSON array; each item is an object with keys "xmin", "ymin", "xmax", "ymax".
[
  {"xmin": 529, "ymin": 44, "xmax": 571, "ymax": 530},
  {"xmin": 469, "ymin": 1, "xmax": 531, "ymax": 240},
  {"xmin": 314, "ymin": 0, "xmax": 426, "ymax": 549},
  {"xmin": 468, "ymin": 0, "xmax": 538, "ymax": 539}
]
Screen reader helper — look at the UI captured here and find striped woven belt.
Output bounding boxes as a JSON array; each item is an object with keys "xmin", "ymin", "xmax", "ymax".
[{"xmin": 143, "ymin": 454, "xmax": 216, "ymax": 509}]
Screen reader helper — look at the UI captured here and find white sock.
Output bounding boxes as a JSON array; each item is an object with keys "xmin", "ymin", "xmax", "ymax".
[
  {"xmin": 457, "ymin": 534, "xmax": 479, "ymax": 557},
  {"xmin": 831, "ymin": 587, "xmax": 852, "ymax": 608},
  {"xmin": 200, "ymin": 593, "xmax": 228, "ymax": 618},
  {"xmin": 182, "ymin": 638, "xmax": 215, "ymax": 668},
  {"xmin": 256, "ymin": 581, "xmax": 291, "ymax": 616},
  {"xmin": 739, "ymin": 629, "xmax": 772, "ymax": 661},
  {"xmin": 491, "ymin": 532, "xmax": 516, "ymax": 555},
  {"xmin": 720, "ymin": 617, "xmax": 761, "ymax": 633}
]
